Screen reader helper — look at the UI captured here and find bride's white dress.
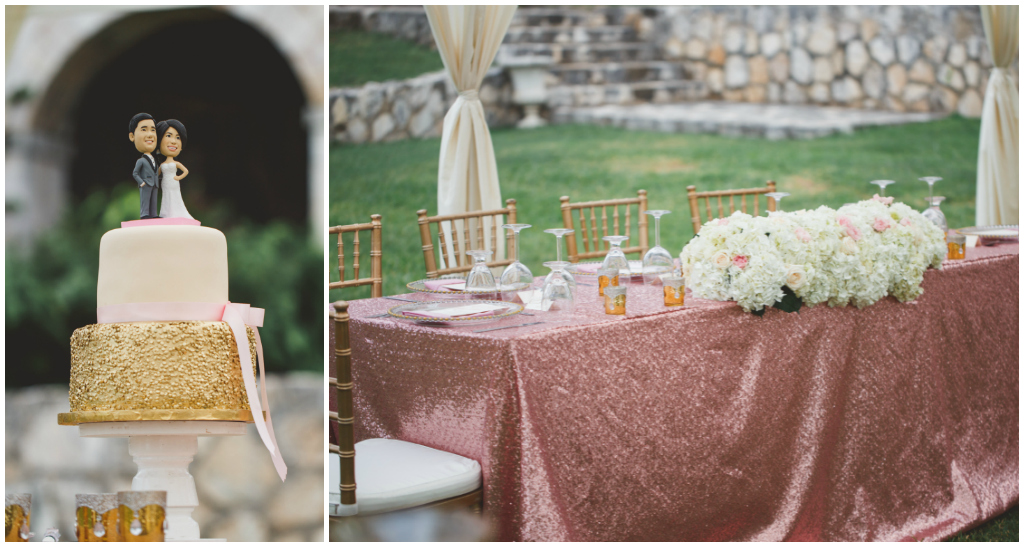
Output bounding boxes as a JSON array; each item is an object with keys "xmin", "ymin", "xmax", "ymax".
[{"xmin": 158, "ymin": 162, "xmax": 194, "ymax": 219}]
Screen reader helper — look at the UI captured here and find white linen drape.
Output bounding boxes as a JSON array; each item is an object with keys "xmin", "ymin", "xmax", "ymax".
[
  {"xmin": 425, "ymin": 5, "xmax": 516, "ymax": 266},
  {"xmin": 976, "ymin": 5, "xmax": 1019, "ymax": 226}
]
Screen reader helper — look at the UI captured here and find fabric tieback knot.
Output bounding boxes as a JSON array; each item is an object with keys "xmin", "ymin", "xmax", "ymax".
[{"xmin": 458, "ymin": 89, "xmax": 480, "ymax": 101}]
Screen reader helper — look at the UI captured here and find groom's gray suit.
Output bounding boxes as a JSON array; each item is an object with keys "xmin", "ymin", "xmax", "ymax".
[{"xmin": 134, "ymin": 154, "xmax": 159, "ymax": 218}]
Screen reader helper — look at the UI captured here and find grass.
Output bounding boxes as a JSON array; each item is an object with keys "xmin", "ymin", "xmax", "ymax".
[
  {"xmin": 947, "ymin": 505, "xmax": 1018, "ymax": 541},
  {"xmin": 329, "ymin": 29, "xmax": 444, "ymax": 87},
  {"xmin": 329, "ymin": 116, "xmax": 982, "ymax": 300}
]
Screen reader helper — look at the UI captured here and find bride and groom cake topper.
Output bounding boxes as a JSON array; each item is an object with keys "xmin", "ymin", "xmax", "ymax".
[{"xmin": 128, "ymin": 112, "xmax": 193, "ymax": 220}]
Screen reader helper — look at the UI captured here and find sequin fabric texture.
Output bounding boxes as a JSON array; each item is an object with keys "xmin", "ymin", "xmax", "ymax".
[
  {"xmin": 69, "ymin": 321, "xmax": 257, "ymax": 413},
  {"xmin": 330, "ymin": 244, "xmax": 1019, "ymax": 541}
]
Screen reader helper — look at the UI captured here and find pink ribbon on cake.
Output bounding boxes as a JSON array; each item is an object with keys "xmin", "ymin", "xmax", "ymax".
[{"xmin": 97, "ymin": 301, "xmax": 287, "ymax": 481}]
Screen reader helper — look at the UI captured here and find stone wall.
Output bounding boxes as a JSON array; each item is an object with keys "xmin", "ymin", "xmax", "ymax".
[
  {"xmin": 650, "ymin": 5, "xmax": 1017, "ymax": 116},
  {"xmin": 330, "ymin": 68, "xmax": 519, "ymax": 144},
  {"xmin": 330, "ymin": 5, "xmax": 435, "ymax": 47},
  {"xmin": 5, "ymin": 373, "xmax": 323, "ymax": 542}
]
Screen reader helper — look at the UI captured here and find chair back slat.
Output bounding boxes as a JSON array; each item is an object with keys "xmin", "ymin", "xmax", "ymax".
[
  {"xmin": 330, "ymin": 301, "xmax": 356, "ymax": 507},
  {"xmin": 329, "ymin": 215, "xmax": 383, "ymax": 297},
  {"xmin": 417, "ymin": 199, "xmax": 519, "ymax": 279},
  {"xmin": 686, "ymin": 181, "xmax": 777, "ymax": 234},
  {"xmin": 560, "ymin": 190, "xmax": 649, "ymax": 263}
]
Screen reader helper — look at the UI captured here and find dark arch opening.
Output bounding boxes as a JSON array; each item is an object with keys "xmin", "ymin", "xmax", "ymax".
[{"xmin": 55, "ymin": 8, "xmax": 308, "ymax": 224}]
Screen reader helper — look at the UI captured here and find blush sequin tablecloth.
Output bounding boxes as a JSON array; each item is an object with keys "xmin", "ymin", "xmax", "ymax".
[{"xmin": 330, "ymin": 244, "xmax": 1018, "ymax": 541}]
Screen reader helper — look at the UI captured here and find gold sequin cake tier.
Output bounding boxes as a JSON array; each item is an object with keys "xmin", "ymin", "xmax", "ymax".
[{"xmin": 60, "ymin": 321, "xmax": 258, "ymax": 425}]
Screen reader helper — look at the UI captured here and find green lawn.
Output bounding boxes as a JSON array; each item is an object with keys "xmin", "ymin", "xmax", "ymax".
[
  {"xmin": 329, "ymin": 29, "xmax": 444, "ymax": 87},
  {"xmin": 947, "ymin": 505, "xmax": 1018, "ymax": 541},
  {"xmin": 329, "ymin": 116, "xmax": 982, "ymax": 300}
]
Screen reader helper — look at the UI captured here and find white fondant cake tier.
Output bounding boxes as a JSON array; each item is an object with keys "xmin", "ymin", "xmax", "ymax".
[{"xmin": 97, "ymin": 225, "xmax": 228, "ymax": 306}]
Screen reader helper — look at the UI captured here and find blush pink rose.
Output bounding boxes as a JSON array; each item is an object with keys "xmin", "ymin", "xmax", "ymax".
[
  {"xmin": 845, "ymin": 223, "xmax": 862, "ymax": 241},
  {"xmin": 733, "ymin": 255, "xmax": 748, "ymax": 269},
  {"xmin": 794, "ymin": 227, "xmax": 811, "ymax": 242},
  {"xmin": 871, "ymin": 193, "xmax": 894, "ymax": 205},
  {"xmin": 900, "ymin": 218, "xmax": 912, "ymax": 226},
  {"xmin": 717, "ymin": 218, "xmax": 730, "ymax": 226},
  {"xmin": 837, "ymin": 215, "xmax": 851, "ymax": 227},
  {"xmin": 872, "ymin": 217, "xmax": 893, "ymax": 232}
]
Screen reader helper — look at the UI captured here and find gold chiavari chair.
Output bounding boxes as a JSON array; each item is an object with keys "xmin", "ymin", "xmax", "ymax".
[
  {"xmin": 416, "ymin": 199, "xmax": 518, "ymax": 279},
  {"xmin": 329, "ymin": 215, "xmax": 383, "ymax": 298},
  {"xmin": 686, "ymin": 181, "xmax": 777, "ymax": 234},
  {"xmin": 559, "ymin": 189, "xmax": 649, "ymax": 263},
  {"xmin": 328, "ymin": 301, "xmax": 482, "ymax": 520}
]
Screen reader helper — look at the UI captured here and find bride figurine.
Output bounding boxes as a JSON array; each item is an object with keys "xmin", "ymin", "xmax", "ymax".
[{"xmin": 155, "ymin": 119, "xmax": 193, "ymax": 219}]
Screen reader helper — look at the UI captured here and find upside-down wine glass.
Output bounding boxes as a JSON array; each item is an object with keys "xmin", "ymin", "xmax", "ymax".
[
  {"xmin": 764, "ymin": 192, "xmax": 790, "ymax": 215},
  {"xmin": 601, "ymin": 235, "xmax": 631, "ymax": 280},
  {"xmin": 543, "ymin": 228, "xmax": 573, "ymax": 265},
  {"xmin": 541, "ymin": 261, "xmax": 576, "ymax": 313},
  {"xmin": 642, "ymin": 210, "xmax": 674, "ymax": 284},
  {"xmin": 464, "ymin": 249, "xmax": 497, "ymax": 292},
  {"xmin": 922, "ymin": 196, "xmax": 948, "ymax": 239},
  {"xmin": 919, "ymin": 176, "xmax": 942, "ymax": 205},
  {"xmin": 870, "ymin": 179, "xmax": 895, "ymax": 197},
  {"xmin": 500, "ymin": 224, "xmax": 533, "ymax": 288}
]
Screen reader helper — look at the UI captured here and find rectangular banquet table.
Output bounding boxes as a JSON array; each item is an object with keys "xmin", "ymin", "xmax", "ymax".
[{"xmin": 331, "ymin": 243, "xmax": 1018, "ymax": 541}]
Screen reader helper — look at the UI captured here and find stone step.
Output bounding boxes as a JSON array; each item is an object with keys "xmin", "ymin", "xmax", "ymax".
[
  {"xmin": 499, "ymin": 42, "xmax": 658, "ymax": 64},
  {"xmin": 510, "ymin": 8, "xmax": 608, "ymax": 28},
  {"xmin": 548, "ymin": 80, "xmax": 709, "ymax": 108},
  {"xmin": 548, "ymin": 61, "xmax": 688, "ymax": 86},
  {"xmin": 503, "ymin": 25, "xmax": 638, "ymax": 45},
  {"xmin": 551, "ymin": 102, "xmax": 946, "ymax": 140}
]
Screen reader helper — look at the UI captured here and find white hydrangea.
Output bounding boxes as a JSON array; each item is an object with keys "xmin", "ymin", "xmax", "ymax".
[{"xmin": 679, "ymin": 199, "xmax": 946, "ymax": 313}]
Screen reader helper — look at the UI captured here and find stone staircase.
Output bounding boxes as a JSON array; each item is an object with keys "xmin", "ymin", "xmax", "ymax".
[{"xmin": 499, "ymin": 7, "xmax": 708, "ymax": 108}]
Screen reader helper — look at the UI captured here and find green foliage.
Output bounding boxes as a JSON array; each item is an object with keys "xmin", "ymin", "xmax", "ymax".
[
  {"xmin": 329, "ymin": 29, "xmax": 444, "ymax": 87},
  {"xmin": 947, "ymin": 505, "xmax": 1018, "ymax": 541},
  {"xmin": 6, "ymin": 186, "xmax": 323, "ymax": 387},
  {"xmin": 329, "ymin": 117, "xmax": 983, "ymax": 298}
]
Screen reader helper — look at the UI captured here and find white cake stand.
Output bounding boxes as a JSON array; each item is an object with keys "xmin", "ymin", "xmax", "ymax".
[{"xmin": 78, "ymin": 421, "xmax": 246, "ymax": 541}]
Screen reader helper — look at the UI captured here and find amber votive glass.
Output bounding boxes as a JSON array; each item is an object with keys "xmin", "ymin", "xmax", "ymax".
[
  {"xmin": 604, "ymin": 286, "xmax": 627, "ymax": 315},
  {"xmin": 663, "ymin": 276, "xmax": 685, "ymax": 306},
  {"xmin": 947, "ymin": 232, "xmax": 966, "ymax": 260},
  {"xmin": 597, "ymin": 267, "xmax": 619, "ymax": 296},
  {"xmin": 76, "ymin": 494, "xmax": 121, "ymax": 542},
  {"xmin": 5, "ymin": 494, "xmax": 31, "ymax": 542},
  {"xmin": 117, "ymin": 491, "xmax": 166, "ymax": 542}
]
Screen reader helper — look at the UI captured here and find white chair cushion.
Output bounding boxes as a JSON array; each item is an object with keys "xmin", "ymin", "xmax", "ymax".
[{"xmin": 328, "ymin": 438, "xmax": 481, "ymax": 517}]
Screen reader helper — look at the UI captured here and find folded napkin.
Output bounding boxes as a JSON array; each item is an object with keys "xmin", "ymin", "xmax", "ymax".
[
  {"xmin": 424, "ymin": 279, "xmax": 467, "ymax": 291},
  {"xmin": 402, "ymin": 303, "xmax": 505, "ymax": 319}
]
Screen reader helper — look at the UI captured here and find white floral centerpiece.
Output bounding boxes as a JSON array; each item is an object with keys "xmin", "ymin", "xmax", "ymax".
[{"xmin": 679, "ymin": 196, "xmax": 947, "ymax": 314}]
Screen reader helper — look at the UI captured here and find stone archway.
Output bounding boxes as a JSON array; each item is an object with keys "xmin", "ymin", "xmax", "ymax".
[{"xmin": 33, "ymin": 7, "xmax": 309, "ymax": 224}]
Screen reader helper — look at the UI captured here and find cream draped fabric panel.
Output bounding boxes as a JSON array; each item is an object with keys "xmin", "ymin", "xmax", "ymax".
[
  {"xmin": 975, "ymin": 5, "xmax": 1019, "ymax": 226},
  {"xmin": 425, "ymin": 5, "xmax": 516, "ymax": 266}
]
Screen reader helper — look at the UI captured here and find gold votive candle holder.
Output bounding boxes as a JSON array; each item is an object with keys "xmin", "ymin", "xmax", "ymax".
[
  {"xmin": 117, "ymin": 491, "xmax": 166, "ymax": 542},
  {"xmin": 604, "ymin": 285, "xmax": 627, "ymax": 315},
  {"xmin": 5, "ymin": 494, "xmax": 31, "ymax": 542},
  {"xmin": 663, "ymin": 276, "xmax": 685, "ymax": 306},
  {"xmin": 947, "ymin": 232, "xmax": 966, "ymax": 260},
  {"xmin": 76, "ymin": 494, "xmax": 120, "ymax": 542},
  {"xmin": 597, "ymin": 267, "xmax": 619, "ymax": 296}
]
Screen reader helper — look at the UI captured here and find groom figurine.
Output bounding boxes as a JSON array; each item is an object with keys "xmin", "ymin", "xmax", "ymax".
[{"xmin": 128, "ymin": 112, "xmax": 159, "ymax": 219}]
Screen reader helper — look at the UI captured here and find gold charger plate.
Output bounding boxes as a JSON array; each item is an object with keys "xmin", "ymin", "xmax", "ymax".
[{"xmin": 955, "ymin": 225, "xmax": 1019, "ymax": 239}]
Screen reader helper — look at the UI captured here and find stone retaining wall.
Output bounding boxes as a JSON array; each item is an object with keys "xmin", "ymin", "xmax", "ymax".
[
  {"xmin": 650, "ymin": 5, "xmax": 1017, "ymax": 116},
  {"xmin": 5, "ymin": 373, "xmax": 323, "ymax": 542},
  {"xmin": 330, "ymin": 68, "xmax": 519, "ymax": 144}
]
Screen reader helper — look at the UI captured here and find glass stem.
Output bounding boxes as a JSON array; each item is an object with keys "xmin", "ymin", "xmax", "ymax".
[
  {"xmin": 654, "ymin": 217, "xmax": 661, "ymax": 248},
  {"xmin": 514, "ymin": 230, "xmax": 520, "ymax": 263},
  {"xmin": 555, "ymin": 236, "xmax": 561, "ymax": 263}
]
